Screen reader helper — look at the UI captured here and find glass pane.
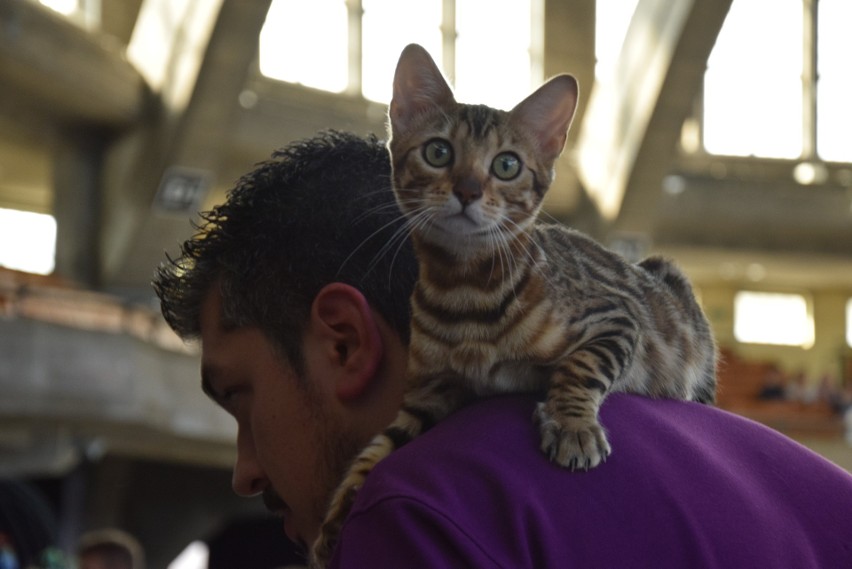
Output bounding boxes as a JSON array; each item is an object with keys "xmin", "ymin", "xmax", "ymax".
[
  {"xmin": 847, "ymin": 298, "xmax": 852, "ymax": 348},
  {"xmin": 0, "ymin": 208, "xmax": 56, "ymax": 275},
  {"xmin": 39, "ymin": 0, "xmax": 79, "ymax": 15},
  {"xmin": 38, "ymin": 0, "xmax": 98, "ymax": 29},
  {"xmin": 594, "ymin": 0, "xmax": 640, "ymax": 83},
  {"xmin": 703, "ymin": 0, "xmax": 803, "ymax": 158},
  {"xmin": 454, "ymin": 0, "xmax": 532, "ymax": 110},
  {"xmin": 817, "ymin": 0, "xmax": 852, "ymax": 162},
  {"xmin": 259, "ymin": 0, "xmax": 348, "ymax": 93},
  {"xmin": 734, "ymin": 291, "xmax": 814, "ymax": 348},
  {"xmin": 361, "ymin": 0, "xmax": 442, "ymax": 103}
]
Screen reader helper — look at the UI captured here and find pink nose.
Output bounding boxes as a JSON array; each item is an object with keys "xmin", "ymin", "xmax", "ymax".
[{"xmin": 454, "ymin": 176, "xmax": 483, "ymax": 205}]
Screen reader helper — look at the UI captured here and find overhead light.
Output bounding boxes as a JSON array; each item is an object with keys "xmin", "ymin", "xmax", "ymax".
[
  {"xmin": 662, "ymin": 175, "xmax": 686, "ymax": 196},
  {"xmin": 792, "ymin": 161, "xmax": 829, "ymax": 185},
  {"xmin": 745, "ymin": 263, "xmax": 766, "ymax": 282},
  {"xmin": 238, "ymin": 90, "xmax": 258, "ymax": 109}
]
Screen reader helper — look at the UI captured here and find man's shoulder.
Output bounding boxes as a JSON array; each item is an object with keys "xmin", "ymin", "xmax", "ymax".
[
  {"xmin": 341, "ymin": 394, "xmax": 852, "ymax": 568},
  {"xmin": 356, "ymin": 394, "xmax": 744, "ymax": 501},
  {"xmin": 360, "ymin": 392, "xmax": 849, "ymax": 499}
]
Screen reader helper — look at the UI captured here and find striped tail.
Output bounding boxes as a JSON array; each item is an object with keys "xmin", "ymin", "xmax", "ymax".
[{"xmin": 311, "ymin": 373, "xmax": 472, "ymax": 568}]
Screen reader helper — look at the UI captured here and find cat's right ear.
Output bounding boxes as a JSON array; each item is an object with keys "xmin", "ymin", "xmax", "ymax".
[{"xmin": 390, "ymin": 44, "xmax": 455, "ymax": 134}]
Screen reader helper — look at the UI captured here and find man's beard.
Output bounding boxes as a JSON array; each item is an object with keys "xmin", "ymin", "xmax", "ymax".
[
  {"xmin": 264, "ymin": 390, "xmax": 364, "ymax": 552},
  {"xmin": 312, "ymin": 408, "xmax": 364, "ymax": 535}
]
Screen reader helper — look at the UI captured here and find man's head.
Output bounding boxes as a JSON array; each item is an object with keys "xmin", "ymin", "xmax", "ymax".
[
  {"xmin": 154, "ymin": 130, "xmax": 416, "ymax": 374},
  {"xmin": 152, "ymin": 131, "xmax": 417, "ymax": 549},
  {"xmin": 77, "ymin": 529, "xmax": 144, "ymax": 569}
]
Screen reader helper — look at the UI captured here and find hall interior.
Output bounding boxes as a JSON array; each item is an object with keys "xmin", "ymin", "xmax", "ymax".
[{"xmin": 1, "ymin": 1, "xmax": 850, "ymax": 567}]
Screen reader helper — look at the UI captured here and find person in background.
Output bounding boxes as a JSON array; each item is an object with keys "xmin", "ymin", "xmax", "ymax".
[
  {"xmin": 153, "ymin": 130, "xmax": 852, "ymax": 568},
  {"xmin": 0, "ymin": 479, "xmax": 67, "ymax": 569},
  {"xmin": 77, "ymin": 529, "xmax": 144, "ymax": 569}
]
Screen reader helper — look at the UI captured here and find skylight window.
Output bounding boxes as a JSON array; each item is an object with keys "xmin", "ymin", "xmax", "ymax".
[
  {"xmin": 703, "ymin": 0, "xmax": 803, "ymax": 159},
  {"xmin": 259, "ymin": 0, "xmax": 535, "ymax": 108},
  {"xmin": 258, "ymin": 0, "xmax": 349, "ymax": 93},
  {"xmin": 0, "ymin": 208, "xmax": 56, "ymax": 275},
  {"xmin": 816, "ymin": 0, "xmax": 852, "ymax": 162}
]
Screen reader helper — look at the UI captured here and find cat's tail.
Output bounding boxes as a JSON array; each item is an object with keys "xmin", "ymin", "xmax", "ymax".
[
  {"xmin": 637, "ymin": 256, "xmax": 695, "ymax": 299},
  {"xmin": 312, "ymin": 373, "xmax": 473, "ymax": 567},
  {"xmin": 638, "ymin": 255, "xmax": 719, "ymax": 405}
]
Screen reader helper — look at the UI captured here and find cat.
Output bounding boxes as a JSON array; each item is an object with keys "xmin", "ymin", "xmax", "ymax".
[{"xmin": 310, "ymin": 43, "xmax": 717, "ymax": 568}]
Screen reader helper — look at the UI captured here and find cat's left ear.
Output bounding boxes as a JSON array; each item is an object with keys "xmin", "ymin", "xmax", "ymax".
[{"xmin": 510, "ymin": 74, "xmax": 579, "ymax": 163}]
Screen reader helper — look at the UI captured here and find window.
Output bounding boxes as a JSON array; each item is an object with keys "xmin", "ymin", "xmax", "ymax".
[
  {"xmin": 847, "ymin": 298, "xmax": 852, "ymax": 348},
  {"xmin": 454, "ymin": 0, "xmax": 533, "ymax": 110},
  {"xmin": 37, "ymin": 0, "xmax": 99, "ymax": 29},
  {"xmin": 594, "ymin": 0, "xmax": 640, "ymax": 83},
  {"xmin": 816, "ymin": 0, "xmax": 852, "ymax": 162},
  {"xmin": 703, "ymin": 0, "xmax": 802, "ymax": 159},
  {"xmin": 361, "ymin": 0, "xmax": 442, "ymax": 103},
  {"xmin": 259, "ymin": 0, "xmax": 536, "ymax": 107},
  {"xmin": 734, "ymin": 291, "xmax": 814, "ymax": 348},
  {"xmin": 702, "ymin": 0, "xmax": 851, "ymax": 163},
  {"xmin": 258, "ymin": 0, "xmax": 349, "ymax": 93},
  {"xmin": 0, "ymin": 208, "xmax": 56, "ymax": 275}
]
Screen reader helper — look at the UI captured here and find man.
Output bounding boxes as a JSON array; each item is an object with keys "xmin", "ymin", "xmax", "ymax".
[
  {"xmin": 77, "ymin": 529, "xmax": 144, "ymax": 569},
  {"xmin": 154, "ymin": 130, "xmax": 852, "ymax": 568}
]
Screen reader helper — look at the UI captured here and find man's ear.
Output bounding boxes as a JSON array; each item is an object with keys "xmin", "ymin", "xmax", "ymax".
[{"xmin": 310, "ymin": 283, "xmax": 384, "ymax": 401}]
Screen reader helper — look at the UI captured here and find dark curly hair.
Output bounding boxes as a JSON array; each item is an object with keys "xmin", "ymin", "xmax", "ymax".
[{"xmin": 152, "ymin": 130, "xmax": 417, "ymax": 376}]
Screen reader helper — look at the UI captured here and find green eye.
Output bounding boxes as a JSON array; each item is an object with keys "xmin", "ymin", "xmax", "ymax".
[
  {"xmin": 491, "ymin": 152, "xmax": 521, "ymax": 180},
  {"xmin": 423, "ymin": 139, "xmax": 453, "ymax": 168}
]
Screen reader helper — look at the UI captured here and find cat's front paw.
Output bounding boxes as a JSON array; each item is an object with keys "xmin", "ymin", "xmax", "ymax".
[{"xmin": 534, "ymin": 402, "xmax": 611, "ymax": 470}]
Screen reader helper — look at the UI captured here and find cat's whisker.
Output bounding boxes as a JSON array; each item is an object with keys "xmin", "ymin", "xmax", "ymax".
[
  {"xmin": 502, "ymin": 217, "xmax": 557, "ymax": 290},
  {"xmin": 365, "ymin": 218, "xmax": 416, "ymax": 279},
  {"xmin": 337, "ymin": 211, "xmax": 411, "ymax": 278}
]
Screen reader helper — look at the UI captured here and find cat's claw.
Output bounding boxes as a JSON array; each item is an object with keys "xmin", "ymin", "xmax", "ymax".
[{"xmin": 534, "ymin": 402, "xmax": 611, "ymax": 470}]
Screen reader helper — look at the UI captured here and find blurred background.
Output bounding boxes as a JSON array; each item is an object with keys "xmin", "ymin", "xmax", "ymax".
[{"xmin": 1, "ymin": 0, "xmax": 850, "ymax": 566}]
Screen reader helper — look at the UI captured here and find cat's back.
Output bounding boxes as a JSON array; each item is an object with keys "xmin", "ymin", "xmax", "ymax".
[
  {"xmin": 532, "ymin": 222, "xmax": 702, "ymax": 304},
  {"xmin": 532, "ymin": 223, "xmax": 644, "ymax": 292}
]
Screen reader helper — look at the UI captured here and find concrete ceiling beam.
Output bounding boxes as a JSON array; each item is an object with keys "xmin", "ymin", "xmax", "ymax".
[
  {"xmin": 0, "ymin": 0, "xmax": 147, "ymax": 128},
  {"xmin": 574, "ymin": 0, "xmax": 733, "ymax": 235},
  {"xmin": 98, "ymin": 0, "xmax": 273, "ymax": 291}
]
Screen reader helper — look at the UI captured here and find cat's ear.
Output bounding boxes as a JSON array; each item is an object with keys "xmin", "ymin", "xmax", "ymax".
[
  {"xmin": 390, "ymin": 43, "xmax": 455, "ymax": 134},
  {"xmin": 510, "ymin": 74, "xmax": 579, "ymax": 163}
]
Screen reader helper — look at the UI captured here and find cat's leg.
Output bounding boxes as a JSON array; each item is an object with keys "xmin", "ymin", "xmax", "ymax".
[
  {"xmin": 534, "ymin": 330, "xmax": 637, "ymax": 470},
  {"xmin": 310, "ymin": 373, "xmax": 471, "ymax": 568}
]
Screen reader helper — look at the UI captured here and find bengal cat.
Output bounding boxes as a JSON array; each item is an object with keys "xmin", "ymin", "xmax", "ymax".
[{"xmin": 311, "ymin": 43, "xmax": 717, "ymax": 568}]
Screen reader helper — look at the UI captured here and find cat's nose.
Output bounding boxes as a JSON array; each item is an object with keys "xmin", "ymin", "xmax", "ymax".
[{"xmin": 454, "ymin": 176, "xmax": 483, "ymax": 206}]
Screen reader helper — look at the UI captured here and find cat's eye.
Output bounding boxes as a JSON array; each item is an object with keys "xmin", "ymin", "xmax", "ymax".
[
  {"xmin": 423, "ymin": 139, "xmax": 453, "ymax": 168},
  {"xmin": 491, "ymin": 152, "xmax": 522, "ymax": 180}
]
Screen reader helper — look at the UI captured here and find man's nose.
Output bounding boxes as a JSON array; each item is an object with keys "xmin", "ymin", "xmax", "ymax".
[{"xmin": 232, "ymin": 430, "xmax": 267, "ymax": 497}]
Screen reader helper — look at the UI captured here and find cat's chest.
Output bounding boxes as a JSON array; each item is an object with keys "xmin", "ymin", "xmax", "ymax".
[
  {"xmin": 438, "ymin": 341, "xmax": 550, "ymax": 395},
  {"xmin": 411, "ymin": 286, "xmax": 568, "ymax": 389}
]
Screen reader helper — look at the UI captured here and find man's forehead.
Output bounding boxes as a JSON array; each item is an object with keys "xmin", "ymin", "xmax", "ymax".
[
  {"xmin": 198, "ymin": 285, "xmax": 223, "ymax": 330},
  {"xmin": 198, "ymin": 287, "xmax": 231, "ymax": 375}
]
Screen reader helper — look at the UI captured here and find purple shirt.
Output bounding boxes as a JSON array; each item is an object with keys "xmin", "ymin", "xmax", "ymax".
[{"xmin": 329, "ymin": 393, "xmax": 852, "ymax": 568}]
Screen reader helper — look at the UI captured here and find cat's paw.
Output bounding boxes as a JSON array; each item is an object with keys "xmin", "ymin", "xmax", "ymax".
[{"xmin": 534, "ymin": 402, "xmax": 611, "ymax": 470}]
